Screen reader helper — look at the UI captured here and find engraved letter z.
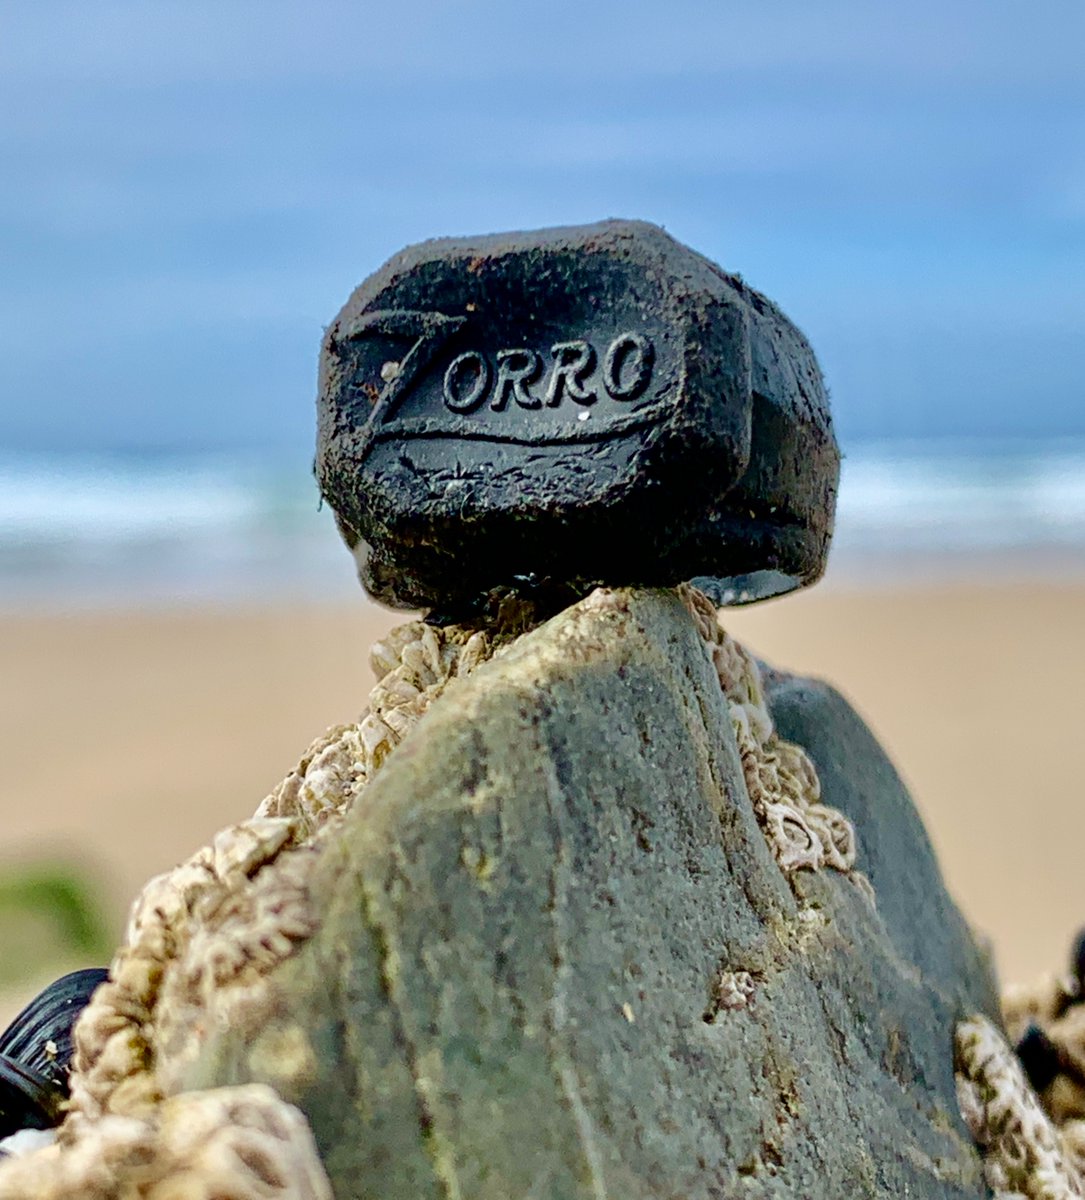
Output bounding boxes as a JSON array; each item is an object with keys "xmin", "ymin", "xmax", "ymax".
[{"xmin": 339, "ymin": 308, "xmax": 468, "ymax": 428}]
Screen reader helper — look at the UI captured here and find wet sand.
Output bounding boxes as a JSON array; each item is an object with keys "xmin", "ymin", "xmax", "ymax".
[{"xmin": 1, "ymin": 580, "xmax": 1081, "ymax": 1005}]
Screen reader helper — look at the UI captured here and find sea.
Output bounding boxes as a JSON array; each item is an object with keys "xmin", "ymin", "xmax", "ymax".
[{"xmin": 2, "ymin": 438, "xmax": 1084, "ymax": 611}]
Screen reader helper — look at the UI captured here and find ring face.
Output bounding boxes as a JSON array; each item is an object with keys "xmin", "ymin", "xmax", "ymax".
[
  {"xmin": 318, "ymin": 220, "xmax": 839, "ymax": 612},
  {"xmin": 339, "ymin": 297, "xmax": 672, "ymax": 451}
]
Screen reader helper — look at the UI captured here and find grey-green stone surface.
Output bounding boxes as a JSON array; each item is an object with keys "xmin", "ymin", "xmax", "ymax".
[{"xmin": 186, "ymin": 589, "xmax": 999, "ymax": 1198}]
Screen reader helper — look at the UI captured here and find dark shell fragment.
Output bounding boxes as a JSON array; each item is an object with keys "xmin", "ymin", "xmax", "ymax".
[
  {"xmin": 317, "ymin": 219, "xmax": 840, "ymax": 614},
  {"xmin": 1014, "ymin": 1022, "xmax": 1063, "ymax": 1094},
  {"xmin": 0, "ymin": 967, "xmax": 108, "ymax": 1137},
  {"xmin": 1071, "ymin": 927, "xmax": 1085, "ymax": 996}
]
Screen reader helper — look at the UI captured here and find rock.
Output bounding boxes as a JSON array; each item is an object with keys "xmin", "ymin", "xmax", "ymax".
[
  {"xmin": 766, "ymin": 674, "xmax": 999, "ymax": 1015},
  {"xmin": 180, "ymin": 588, "xmax": 999, "ymax": 1199},
  {"xmin": 317, "ymin": 220, "xmax": 840, "ymax": 612}
]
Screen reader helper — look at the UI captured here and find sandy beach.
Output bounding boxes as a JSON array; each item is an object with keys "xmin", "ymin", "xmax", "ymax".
[{"xmin": 1, "ymin": 579, "xmax": 1082, "ymax": 1011}]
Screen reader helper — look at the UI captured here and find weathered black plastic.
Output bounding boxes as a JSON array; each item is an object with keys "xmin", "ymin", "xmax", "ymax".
[{"xmin": 317, "ymin": 219, "xmax": 839, "ymax": 612}]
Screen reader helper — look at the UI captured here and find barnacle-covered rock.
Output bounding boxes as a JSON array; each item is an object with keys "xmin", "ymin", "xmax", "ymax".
[
  {"xmin": 176, "ymin": 588, "xmax": 996, "ymax": 1198},
  {"xmin": 0, "ymin": 587, "xmax": 1001, "ymax": 1197},
  {"xmin": 65, "ymin": 614, "xmax": 502, "ymax": 1134},
  {"xmin": 679, "ymin": 584, "xmax": 870, "ymax": 892},
  {"xmin": 0, "ymin": 613, "xmax": 503, "ymax": 1195}
]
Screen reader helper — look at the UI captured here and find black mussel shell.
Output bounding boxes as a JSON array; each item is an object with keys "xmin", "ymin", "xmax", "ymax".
[
  {"xmin": 0, "ymin": 967, "xmax": 108, "ymax": 1138},
  {"xmin": 1015, "ymin": 1022, "xmax": 1063, "ymax": 1094},
  {"xmin": 0, "ymin": 1057, "xmax": 61, "ymax": 1133}
]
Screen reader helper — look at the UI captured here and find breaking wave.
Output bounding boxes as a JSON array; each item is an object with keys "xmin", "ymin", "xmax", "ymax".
[{"xmin": 1, "ymin": 438, "xmax": 1084, "ymax": 608}]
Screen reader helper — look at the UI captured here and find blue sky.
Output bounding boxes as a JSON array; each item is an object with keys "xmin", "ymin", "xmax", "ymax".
[{"xmin": 1, "ymin": 0, "xmax": 1082, "ymax": 460}]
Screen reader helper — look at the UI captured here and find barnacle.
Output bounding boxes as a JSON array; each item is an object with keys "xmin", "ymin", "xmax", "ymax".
[
  {"xmin": 706, "ymin": 969, "xmax": 757, "ymax": 1018},
  {"xmin": 679, "ymin": 584, "xmax": 869, "ymax": 893}
]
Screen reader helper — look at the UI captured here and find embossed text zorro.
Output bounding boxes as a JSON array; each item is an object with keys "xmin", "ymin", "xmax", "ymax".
[{"xmin": 316, "ymin": 219, "xmax": 840, "ymax": 614}]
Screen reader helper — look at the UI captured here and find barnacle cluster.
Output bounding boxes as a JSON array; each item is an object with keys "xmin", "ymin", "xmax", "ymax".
[
  {"xmin": 0, "ymin": 617, "xmax": 501, "ymax": 1196},
  {"xmin": 70, "ymin": 617, "xmax": 498, "ymax": 1129},
  {"xmin": 0, "ymin": 1084, "xmax": 331, "ymax": 1200},
  {"xmin": 258, "ymin": 620, "xmax": 495, "ymax": 826},
  {"xmin": 955, "ymin": 945, "xmax": 1085, "ymax": 1200},
  {"xmin": 680, "ymin": 585, "xmax": 869, "ymax": 895},
  {"xmin": 955, "ymin": 1014, "xmax": 1085, "ymax": 1199}
]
